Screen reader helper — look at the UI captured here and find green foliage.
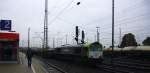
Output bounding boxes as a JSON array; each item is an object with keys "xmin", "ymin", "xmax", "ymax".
[
  {"xmin": 120, "ymin": 33, "xmax": 137, "ymax": 48},
  {"xmin": 142, "ymin": 37, "xmax": 150, "ymax": 46}
]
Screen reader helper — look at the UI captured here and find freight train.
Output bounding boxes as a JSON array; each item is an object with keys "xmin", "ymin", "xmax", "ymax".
[{"xmin": 46, "ymin": 42, "xmax": 103, "ymax": 63}]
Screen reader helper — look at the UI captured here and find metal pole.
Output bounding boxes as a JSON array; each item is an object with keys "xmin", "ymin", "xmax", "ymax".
[
  {"xmin": 46, "ymin": 0, "xmax": 48, "ymax": 49},
  {"xmin": 44, "ymin": 0, "xmax": 48, "ymax": 49},
  {"xmin": 53, "ymin": 37, "xmax": 55, "ymax": 48},
  {"xmin": 40, "ymin": 37, "xmax": 44, "ymax": 49},
  {"xmin": 28, "ymin": 27, "xmax": 30, "ymax": 49},
  {"xmin": 112, "ymin": 0, "xmax": 115, "ymax": 60},
  {"xmin": 119, "ymin": 28, "xmax": 121, "ymax": 47},
  {"xmin": 66, "ymin": 34, "xmax": 68, "ymax": 44},
  {"xmin": 72, "ymin": 36, "xmax": 75, "ymax": 44},
  {"xmin": 96, "ymin": 27, "xmax": 100, "ymax": 42},
  {"xmin": 42, "ymin": 0, "xmax": 48, "ymax": 57}
]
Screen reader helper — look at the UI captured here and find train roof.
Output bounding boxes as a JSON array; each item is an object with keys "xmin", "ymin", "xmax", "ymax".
[
  {"xmin": 104, "ymin": 46, "xmax": 150, "ymax": 51},
  {"xmin": 58, "ymin": 44, "xmax": 83, "ymax": 48},
  {"xmin": 55, "ymin": 42, "xmax": 103, "ymax": 49}
]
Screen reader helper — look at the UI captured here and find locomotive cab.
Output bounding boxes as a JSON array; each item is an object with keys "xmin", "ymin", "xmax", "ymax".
[{"xmin": 87, "ymin": 42, "xmax": 103, "ymax": 61}]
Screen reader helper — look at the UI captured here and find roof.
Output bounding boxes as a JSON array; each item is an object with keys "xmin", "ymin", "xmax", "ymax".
[{"xmin": 0, "ymin": 32, "xmax": 19, "ymax": 41}]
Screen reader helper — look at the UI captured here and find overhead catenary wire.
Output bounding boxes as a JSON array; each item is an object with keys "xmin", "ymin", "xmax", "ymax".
[
  {"xmin": 51, "ymin": 0, "xmax": 150, "ymax": 33},
  {"xmin": 48, "ymin": 0, "xmax": 149, "ymax": 47},
  {"xmin": 56, "ymin": 14, "xmax": 150, "ymax": 37},
  {"xmin": 80, "ymin": 0, "xmax": 149, "ymax": 28},
  {"xmin": 84, "ymin": 11, "xmax": 150, "ymax": 30},
  {"xmin": 55, "ymin": 8, "xmax": 150, "ymax": 35},
  {"xmin": 48, "ymin": 0, "xmax": 75, "ymax": 25}
]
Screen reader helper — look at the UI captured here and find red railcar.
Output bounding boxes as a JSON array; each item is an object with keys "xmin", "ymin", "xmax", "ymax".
[{"xmin": 0, "ymin": 32, "xmax": 19, "ymax": 63}]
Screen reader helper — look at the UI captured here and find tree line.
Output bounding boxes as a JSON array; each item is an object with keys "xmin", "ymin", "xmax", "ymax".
[{"xmin": 119, "ymin": 33, "xmax": 150, "ymax": 48}]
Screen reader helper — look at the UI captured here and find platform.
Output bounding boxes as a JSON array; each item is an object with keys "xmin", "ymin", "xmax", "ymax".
[{"xmin": 0, "ymin": 52, "xmax": 48, "ymax": 73}]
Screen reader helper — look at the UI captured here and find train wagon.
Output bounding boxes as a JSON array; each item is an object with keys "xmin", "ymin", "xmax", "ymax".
[
  {"xmin": 0, "ymin": 32, "xmax": 19, "ymax": 63},
  {"xmin": 52, "ymin": 42, "xmax": 103, "ymax": 63}
]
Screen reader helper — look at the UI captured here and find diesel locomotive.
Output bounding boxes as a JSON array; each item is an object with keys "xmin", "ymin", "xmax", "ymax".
[{"xmin": 50, "ymin": 42, "xmax": 103, "ymax": 63}]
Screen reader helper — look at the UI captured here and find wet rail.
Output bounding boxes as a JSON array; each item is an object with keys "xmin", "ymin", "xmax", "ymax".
[
  {"xmin": 43, "ymin": 59, "xmax": 67, "ymax": 73},
  {"xmin": 42, "ymin": 58, "xmax": 106, "ymax": 73},
  {"xmin": 37, "ymin": 55, "xmax": 150, "ymax": 73},
  {"xmin": 33, "ymin": 51, "xmax": 150, "ymax": 73},
  {"xmin": 98, "ymin": 54, "xmax": 150, "ymax": 73}
]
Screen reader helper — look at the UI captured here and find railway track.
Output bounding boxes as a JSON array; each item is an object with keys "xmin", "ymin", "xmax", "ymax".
[
  {"xmin": 97, "ymin": 62, "xmax": 150, "ymax": 73},
  {"xmin": 98, "ymin": 56, "xmax": 150, "ymax": 73},
  {"xmin": 97, "ymin": 63, "xmax": 131, "ymax": 73},
  {"xmin": 34, "ymin": 56, "xmax": 67, "ymax": 73},
  {"xmin": 35, "ymin": 54, "xmax": 150, "ymax": 73},
  {"xmin": 115, "ymin": 60, "xmax": 150, "ymax": 68},
  {"xmin": 114, "ymin": 63, "xmax": 150, "ymax": 73},
  {"xmin": 44, "ymin": 58, "xmax": 149, "ymax": 73},
  {"xmin": 43, "ymin": 59, "xmax": 67, "ymax": 73},
  {"xmin": 115, "ymin": 57, "xmax": 150, "ymax": 65},
  {"xmin": 44, "ymin": 58, "xmax": 124, "ymax": 73},
  {"xmin": 42, "ymin": 58, "xmax": 106, "ymax": 73}
]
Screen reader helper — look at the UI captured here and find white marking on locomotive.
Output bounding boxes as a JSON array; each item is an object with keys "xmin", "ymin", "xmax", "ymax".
[{"xmin": 89, "ymin": 48, "xmax": 103, "ymax": 59}]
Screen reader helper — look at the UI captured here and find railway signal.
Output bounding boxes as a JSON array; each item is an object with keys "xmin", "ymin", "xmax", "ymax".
[
  {"xmin": 75, "ymin": 26, "xmax": 79, "ymax": 44},
  {"xmin": 81, "ymin": 30, "xmax": 85, "ymax": 44}
]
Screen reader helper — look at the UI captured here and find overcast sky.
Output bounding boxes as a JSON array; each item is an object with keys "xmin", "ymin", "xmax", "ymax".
[{"xmin": 0, "ymin": 0, "xmax": 150, "ymax": 48}]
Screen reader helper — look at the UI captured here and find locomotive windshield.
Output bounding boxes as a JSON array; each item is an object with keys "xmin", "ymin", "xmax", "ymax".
[
  {"xmin": 89, "ymin": 42, "xmax": 102, "ymax": 51},
  {"xmin": 90, "ymin": 48, "xmax": 100, "ymax": 51},
  {"xmin": 87, "ymin": 42, "xmax": 103, "ymax": 59}
]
